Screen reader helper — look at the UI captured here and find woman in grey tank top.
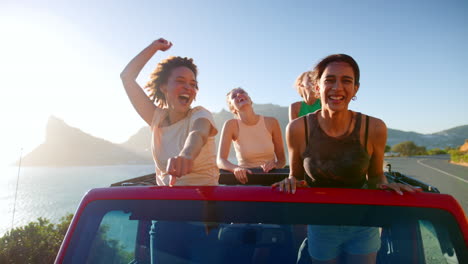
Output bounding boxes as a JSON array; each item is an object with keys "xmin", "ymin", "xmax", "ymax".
[{"xmin": 273, "ymin": 54, "xmax": 422, "ymax": 263}]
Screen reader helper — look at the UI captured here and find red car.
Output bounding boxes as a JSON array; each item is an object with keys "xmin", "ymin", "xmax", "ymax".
[{"xmin": 55, "ymin": 169, "xmax": 467, "ymax": 263}]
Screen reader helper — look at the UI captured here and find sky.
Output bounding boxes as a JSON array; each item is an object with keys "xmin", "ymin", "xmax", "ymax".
[{"xmin": 0, "ymin": 0, "xmax": 467, "ymax": 165}]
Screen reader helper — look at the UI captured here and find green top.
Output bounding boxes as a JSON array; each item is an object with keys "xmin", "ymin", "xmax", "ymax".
[{"xmin": 298, "ymin": 100, "xmax": 321, "ymax": 117}]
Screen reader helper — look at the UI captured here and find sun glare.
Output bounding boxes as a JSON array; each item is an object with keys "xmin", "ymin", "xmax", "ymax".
[
  {"xmin": 0, "ymin": 14, "xmax": 140, "ymax": 166},
  {"xmin": 0, "ymin": 17, "xmax": 87, "ymax": 165}
]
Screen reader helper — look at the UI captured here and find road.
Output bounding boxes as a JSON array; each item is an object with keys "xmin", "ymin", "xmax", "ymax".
[{"xmin": 385, "ymin": 154, "xmax": 468, "ymax": 215}]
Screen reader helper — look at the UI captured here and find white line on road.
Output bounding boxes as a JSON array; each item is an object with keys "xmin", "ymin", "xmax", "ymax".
[{"xmin": 417, "ymin": 159, "xmax": 468, "ymax": 184}]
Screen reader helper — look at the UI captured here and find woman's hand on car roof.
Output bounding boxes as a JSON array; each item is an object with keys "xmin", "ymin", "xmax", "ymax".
[{"xmin": 272, "ymin": 176, "xmax": 308, "ymax": 194}]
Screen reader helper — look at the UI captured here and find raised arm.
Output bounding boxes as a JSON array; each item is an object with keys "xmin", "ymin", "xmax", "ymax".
[{"xmin": 120, "ymin": 38, "xmax": 172, "ymax": 125}]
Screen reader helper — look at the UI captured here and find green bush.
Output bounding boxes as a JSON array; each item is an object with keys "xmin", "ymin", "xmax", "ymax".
[
  {"xmin": 0, "ymin": 214, "xmax": 73, "ymax": 264},
  {"xmin": 391, "ymin": 141, "xmax": 427, "ymax": 156},
  {"xmin": 449, "ymin": 149, "xmax": 468, "ymax": 163},
  {"xmin": 0, "ymin": 214, "xmax": 133, "ymax": 263},
  {"xmin": 427, "ymin": 148, "xmax": 447, "ymax": 155}
]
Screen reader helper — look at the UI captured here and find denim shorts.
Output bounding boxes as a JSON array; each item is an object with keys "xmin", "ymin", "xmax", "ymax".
[{"xmin": 307, "ymin": 225, "xmax": 381, "ymax": 261}]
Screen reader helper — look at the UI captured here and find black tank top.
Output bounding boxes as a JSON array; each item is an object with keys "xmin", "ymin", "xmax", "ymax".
[{"xmin": 302, "ymin": 111, "xmax": 370, "ymax": 188}]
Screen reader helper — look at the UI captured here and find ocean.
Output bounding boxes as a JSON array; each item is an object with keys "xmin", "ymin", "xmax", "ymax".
[{"xmin": 0, "ymin": 164, "xmax": 155, "ymax": 237}]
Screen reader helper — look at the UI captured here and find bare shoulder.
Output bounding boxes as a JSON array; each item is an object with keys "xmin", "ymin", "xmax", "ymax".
[
  {"xmin": 289, "ymin": 101, "xmax": 302, "ymax": 120},
  {"xmin": 286, "ymin": 116, "xmax": 306, "ymax": 154},
  {"xmin": 263, "ymin": 116, "xmax": 280, "ymax": 134},
  {"xmin": 223, "ymin": 118, "xmax": 238, "ymax": 129},
  {"xmin": 290, "ymin": 101, "xmax": 302, "ymax": 109},
  {"xmin": 363, "ymin": 115, "xmax": 387, "ymax": 147},
  {"xmin": 368, "ymin": 115, "xmax": 387, "ymax": 135},
  {"xmin": 264, "ymin": 116, "xmax": 280, "ymax": 126},
  {"xmin": 287, "ymin": 115, "xmax": 305, "ymax": 135}
]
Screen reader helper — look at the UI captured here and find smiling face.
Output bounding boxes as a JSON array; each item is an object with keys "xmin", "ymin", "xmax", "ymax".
[
  {"xmin": 315, "ymin": 61, "xmax": 359, "ymax": 113},
  {"xmin": 161, "ymin": 66, "xmax": 198, "ymax": 114},
  {"xmin": 226, "ymin": 88, "xmax": 252, "ymax": 115}
]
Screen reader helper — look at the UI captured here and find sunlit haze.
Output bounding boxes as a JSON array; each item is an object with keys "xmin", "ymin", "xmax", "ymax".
[{"xmin": 0, "ymin": 0, "xmax": 467, "ymax": 165}]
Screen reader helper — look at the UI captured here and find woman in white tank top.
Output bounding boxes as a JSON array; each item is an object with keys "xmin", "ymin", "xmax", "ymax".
[
  {"xmin": 120, "ymin": 38, "xmax": 218, "ymax": 186},
  {"xmin": 217, "ymin": 88, "xmax": 286, "ymax": 184}
]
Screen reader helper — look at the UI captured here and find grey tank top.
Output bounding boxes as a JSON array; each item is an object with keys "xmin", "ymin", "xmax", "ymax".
[{"xmin": 302, "ymin": 111, "xmax": 370, "ymax": 188}]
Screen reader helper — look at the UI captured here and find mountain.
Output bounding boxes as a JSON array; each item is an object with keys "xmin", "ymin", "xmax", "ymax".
[
  {"xmin": 20, "ymin": 117, "xmax": 152, "ymax": 166},
  {"xmin": 19, "ymin": 106, "xmax": 468, "ymax": 166},
  {"xmin": 386, "ymin": 125, "xmax": 468, "ymax": 149},
  {"xmin": 120, "ymin": 126, "xmax": 152, "ymax": 159}
]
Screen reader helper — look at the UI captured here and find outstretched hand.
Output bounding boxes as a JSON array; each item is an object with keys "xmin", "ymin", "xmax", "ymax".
[
  {"xmin": 377, "ymin": 183, "xmax": 423, "ymax": 195},
  {"xmin": 272, "ymin": 176, "xmax": 308, "ymax": 194},
  {"xmin": 153, "ymin": 38, "xmax": 173, "ymax": 51},
  {"xmin": 166, "ymin": 155, "xmax": 194, "ymax": 186}
]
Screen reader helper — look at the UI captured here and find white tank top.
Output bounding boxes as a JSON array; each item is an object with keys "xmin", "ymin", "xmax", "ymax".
[{"xmin": 151, "ymin": 106, "xmax": 219, "ymax": 186}]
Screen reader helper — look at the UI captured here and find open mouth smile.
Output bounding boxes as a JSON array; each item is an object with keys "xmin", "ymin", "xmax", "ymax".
[
  {"xmin": 328, "ymin": 95, "xmax": 345, "ymax": 103},
  {"xmin": 178, "ymin": 94, "xmax": 190, "ymax": 105}
]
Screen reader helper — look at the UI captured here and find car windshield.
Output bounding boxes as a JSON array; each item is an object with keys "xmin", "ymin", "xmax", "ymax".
[{"xmin": 63, "ymin": 199, "xmax": 466, "ymax": 264}]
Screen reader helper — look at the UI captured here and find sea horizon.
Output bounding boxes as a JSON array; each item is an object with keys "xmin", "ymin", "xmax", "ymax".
[{"xmin": 0, "ymin": 164, "xmax": 155, "ymax": 237}]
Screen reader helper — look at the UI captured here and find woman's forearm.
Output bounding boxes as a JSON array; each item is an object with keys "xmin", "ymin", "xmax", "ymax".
[
  {"xmin": 120, "ymin": 41, "xmax": 160, "ymax": 81},
  {"xmin": 217, "ymin": 157, "xmax": 240, "ymax": 172},
  {"xmin": 119, "ymin": 39, "xmax": 171, "ymax": 125}
]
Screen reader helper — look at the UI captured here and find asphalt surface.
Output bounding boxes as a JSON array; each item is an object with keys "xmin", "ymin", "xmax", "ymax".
[{"xmin": 385, "ymin": 154, "xmax": 468, "ymax": 215}]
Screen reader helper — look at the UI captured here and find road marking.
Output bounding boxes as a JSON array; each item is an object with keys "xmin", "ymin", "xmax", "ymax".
[{"xmin": 417, "ymin": 159, "xmax": 468, "ymax": 184}]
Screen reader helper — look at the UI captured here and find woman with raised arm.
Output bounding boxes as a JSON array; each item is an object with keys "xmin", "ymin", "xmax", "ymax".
[
  {"xmin": 274, "ymin": 54, "xmax": 421, "ymax": 264},
  {"xmin": 289, "ymin": 71, "xmax": 321, "ymax": 121},
  {"xmin": 217, "ymin": 87, "xmax": 286, "ymax": 184},
  {"xmin": 120, "ymin": 38, "xmax": 218, "ymax": 186}
]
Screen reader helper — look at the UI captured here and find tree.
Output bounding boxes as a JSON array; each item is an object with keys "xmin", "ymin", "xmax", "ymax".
[
  {"xmin": 0, "ymin": 213, "xmax": 131, "ymax": 263},
  {"xmin": 0, "ymin": 214, "xmax": 72, "ymax": 264},
  {"xmin": 385, "ymin": 145, "xmax": 391, "ymax": 153},
  {"xmin": 87, "ymin": 225, "xmax": 132, "ymax": 264},
  {"xmin": 391, "ymin": 141, "xmax": 427, "ymax": 156}
]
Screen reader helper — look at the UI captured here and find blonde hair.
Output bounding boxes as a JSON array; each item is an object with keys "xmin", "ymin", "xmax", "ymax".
[
  {"xmin": 226, "ymin": 87, "xmax": 249, "ymax": 117},
  {"xmin": 294, "ymin": 71, "xmax": 313, "ymax": 99}
]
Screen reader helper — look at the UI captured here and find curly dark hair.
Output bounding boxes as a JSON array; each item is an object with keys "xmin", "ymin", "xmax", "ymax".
[
  {"xmin": 310, "ymin": 54, "xmax": 360, "ymax": 87},
  {"xmin": 145, "ymin": 56, "xmax": 198, "ymax": 107}
]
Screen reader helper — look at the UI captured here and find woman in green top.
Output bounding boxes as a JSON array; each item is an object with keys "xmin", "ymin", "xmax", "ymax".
[{"xmin": 289, "ymin": 71, "xmax": 321, "ymax": 121}]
